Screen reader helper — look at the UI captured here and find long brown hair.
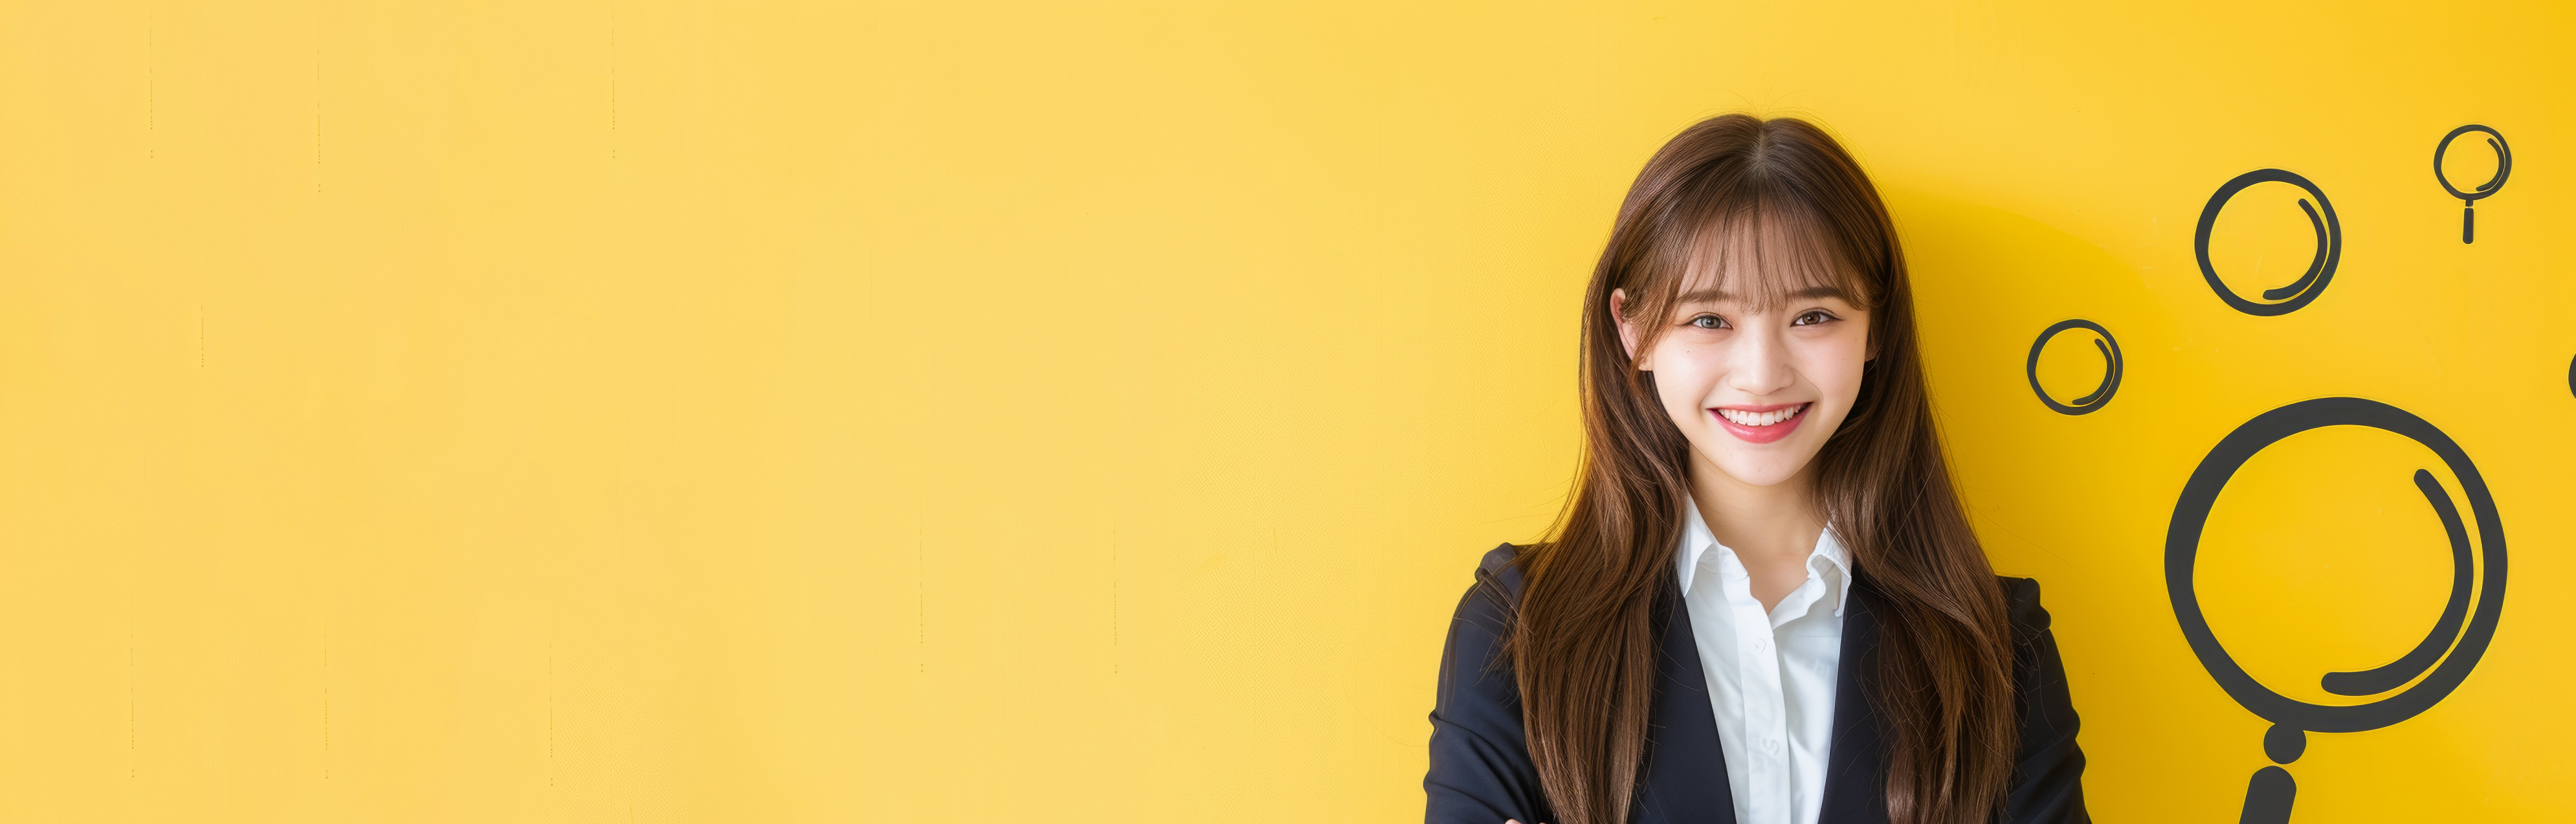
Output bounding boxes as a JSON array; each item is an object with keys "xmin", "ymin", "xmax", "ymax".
[{"xmin": 1507, "ymin": 114, "xmax": 2015, "ymax": 824}]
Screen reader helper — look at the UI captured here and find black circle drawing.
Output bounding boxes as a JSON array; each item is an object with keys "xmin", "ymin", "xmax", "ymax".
[
  {"xmin": 2166, "ymin": 397, "xmax": 2506, "ymax": 824},
  {"xmin": 2566, "ymin": 354, "xmax": 2575, "ymax": 399},
  {"xmin": 2025, "ymin": 320, "xmax": 2122, "ymax": 415},
  {"xmin": 2434, "ymin": 125, "xmax": 2511, "ymax": 244},
  {"xmin": 2193, "ymin": 170, "xmax": 2342, "ymax": 316}
]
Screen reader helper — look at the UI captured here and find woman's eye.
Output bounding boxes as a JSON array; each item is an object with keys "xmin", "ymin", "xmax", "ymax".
[
  {"xmin": 1691, "ymin": 315, "xmax": 1728, "ymax": 329},
  {"xmin": 1793, "ymin": 310, "xmax": 1836, "ymax": 326}
]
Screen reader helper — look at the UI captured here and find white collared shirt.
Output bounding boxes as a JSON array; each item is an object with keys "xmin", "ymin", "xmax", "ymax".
[{"xmin": 1674, "ymin": 502, "xmax": 1852, "ymax": 824}]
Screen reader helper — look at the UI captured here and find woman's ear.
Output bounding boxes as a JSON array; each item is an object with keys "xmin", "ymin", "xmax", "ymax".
[{"xmin": 1610, "ymin": 288, "xmax": 1645, "ymax": 368}]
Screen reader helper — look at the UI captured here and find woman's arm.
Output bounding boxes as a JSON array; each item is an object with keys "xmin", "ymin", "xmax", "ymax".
[
  {"xmin": 2000, "ymin": 576, "xmax": 2090, "ymax": 824},
  {"xmin": 1425, "ymin": 546, "xmax": 1552, "ymax": 824}
]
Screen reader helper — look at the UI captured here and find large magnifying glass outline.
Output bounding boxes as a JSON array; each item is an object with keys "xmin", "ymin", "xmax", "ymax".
[
  {"xmin": 2433, "ymin": 125, "xmax": 2510, "ymax": 244},
  {"xmin": 2166, "ymin": 397, "xmax": 2506, "ymax": 824}
]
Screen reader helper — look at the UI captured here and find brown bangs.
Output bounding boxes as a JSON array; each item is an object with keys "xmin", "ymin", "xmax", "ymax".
[{"xmin": 1616, "ymin": 175, "xmax": 1880, "ymax": 354}]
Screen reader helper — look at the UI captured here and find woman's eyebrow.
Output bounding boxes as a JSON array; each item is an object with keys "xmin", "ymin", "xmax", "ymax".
[{"xmin": 1673, "ymin": 285, "xmax": 1849, "ymax": 304}]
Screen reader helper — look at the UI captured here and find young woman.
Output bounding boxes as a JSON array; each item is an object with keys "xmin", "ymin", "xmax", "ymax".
[{"xmin": 1424, "ymin": 115, "xmax": 2087, "ymax": 824}]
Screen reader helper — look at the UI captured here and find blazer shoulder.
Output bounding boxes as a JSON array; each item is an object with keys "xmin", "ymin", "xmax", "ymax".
[
  {"xmin": 1995, "ymin": 574, "xmax": 2052, "ymax": 639},
  {"xmin": 1428, "ymin": 544, "xmax": 1552, "ymax": 824},
  {"xmin": 1446, "ymin": 544, "xmax": 1529, "ymax": 638},
  {"xmin": 1438, "ymin": 544, "xmax": 1527, "ymax": 681},
  {"xmin": 1990, "ymin": 573, "xmax": 2089, "ymax": 821},
  {"xmin": 1474, "ymin": 542, "xmax": 1528, "ymax": 602}
]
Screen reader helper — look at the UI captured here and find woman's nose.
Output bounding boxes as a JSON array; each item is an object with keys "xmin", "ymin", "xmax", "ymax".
[{"xmin": 1726, "ymin": 327, "xmax": 1795, "ymax": 395}]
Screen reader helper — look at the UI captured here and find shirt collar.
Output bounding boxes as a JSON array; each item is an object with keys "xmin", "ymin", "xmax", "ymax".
[{"xmin": 1672, "ymin": 499, "xmax": 1856, "ymax": 617}]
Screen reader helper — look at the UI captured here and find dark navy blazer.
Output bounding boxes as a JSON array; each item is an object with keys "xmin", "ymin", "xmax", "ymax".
[{"xmin": 1426, "ymin": 544, "xmax": 2088, "ymax": 824}]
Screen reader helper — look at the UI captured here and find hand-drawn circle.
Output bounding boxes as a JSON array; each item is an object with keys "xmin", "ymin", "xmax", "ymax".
[
  {"xmin": 2566, "ymin": 354, "xmax": 2575, "ymax": 399},
  {"xmin": 2166, "ymin": 397, "xmax": 2506, "ymax": 734},
  {"xmin": 2025, "ymin": 320, "xmax": 2123, "ymax": 415},
  {"xmin": 2434, "ymin": 124, "xmax": 2511, "ymax": 203},
  {"xmin": 2193, "ymin": 170, "xmax": 2342, "ymax": 316}
]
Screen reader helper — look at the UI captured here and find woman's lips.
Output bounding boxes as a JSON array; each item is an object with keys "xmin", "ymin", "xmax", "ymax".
[{"xmin": 1710, "ymin": 403, "xmax": 1811, "ymax": 444}]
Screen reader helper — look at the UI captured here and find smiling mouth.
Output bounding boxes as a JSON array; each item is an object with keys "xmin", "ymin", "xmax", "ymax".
[
  {"xmin": 1710, "ymin": 403, "xmax": 1811, "ymax": 443},
  {"xmin": 1716, "ymin": 404, "xmax": 1806, "ymax": 427}
]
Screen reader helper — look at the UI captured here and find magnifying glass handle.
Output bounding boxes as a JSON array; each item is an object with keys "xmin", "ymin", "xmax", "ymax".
[
  {"xmin": 2237, "ymin": 766, "xmax": 2296, "ymax": 824},
  {"xmin": 2464, "ymin": 203, "xmax": 2476, "ymax": 244}
]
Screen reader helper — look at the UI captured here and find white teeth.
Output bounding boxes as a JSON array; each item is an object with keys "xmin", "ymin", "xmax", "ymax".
[{"xmin": 1717, "ymin": 404, "xmax": 1805, "ymax": 427}]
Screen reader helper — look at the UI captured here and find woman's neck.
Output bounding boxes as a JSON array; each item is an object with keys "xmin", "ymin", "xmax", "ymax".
[{"xmin": 1687, "ymin": 459, "xmax": 1825, "ymax": 608}]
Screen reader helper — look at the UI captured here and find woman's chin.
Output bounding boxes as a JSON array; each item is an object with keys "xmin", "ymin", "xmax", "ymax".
[{"xmin": 1695, "ymin": 449, "xmax": 1819, "ymax": 489}]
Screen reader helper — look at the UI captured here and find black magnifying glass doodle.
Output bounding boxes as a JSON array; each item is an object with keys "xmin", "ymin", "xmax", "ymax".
[
  {"xmin": 2025, "ymin": 320, "xmax": 2122, "ymax": 415},
  {"xmin": 2434, "ymin": 125, "xmax": 2511, "ymax": 244},
  {"xmin": 2194, "ymin": 170, "xmax": 2342, "ymax": 317},
  {"xmin": 2167, "ymin": 397, "xmax": 2506, "ymax": 824}
]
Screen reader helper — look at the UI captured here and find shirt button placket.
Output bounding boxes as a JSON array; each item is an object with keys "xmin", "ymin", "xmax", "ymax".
[{"xmin": 1744, "ymin": 617, "xmax": 1784, "ymax": 821}]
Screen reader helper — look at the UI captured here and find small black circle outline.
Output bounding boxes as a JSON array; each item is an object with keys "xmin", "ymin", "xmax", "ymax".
[
  {"xmin": 2193, "ymin": 169, "xmax": 2343, "ymax": 317},
  {"xmin": 2025, "ymin": 319, "xmax": 2122, "ymax": 415},
  {"xmin": 2166, "ymin": 397, "xmax": 2507, "ymax": 733},
  {"xmin": 2434, "ymin": 124, "xmax": 2511, "ymax": 203}
]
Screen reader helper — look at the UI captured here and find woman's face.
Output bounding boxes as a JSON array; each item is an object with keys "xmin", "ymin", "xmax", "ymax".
[{"xmin": 1614, "ymin": 274, "xmax": 1872, "ymax": 490}]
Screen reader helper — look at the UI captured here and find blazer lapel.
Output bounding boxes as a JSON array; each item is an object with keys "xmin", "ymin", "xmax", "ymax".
[
  {"xmin": 1817, "ymin": 583, "xmax": 1890, "ymax": 824},
  {"xmin": 1634, "ymin": 585, "xmax": 1736, "ymax": 824}
]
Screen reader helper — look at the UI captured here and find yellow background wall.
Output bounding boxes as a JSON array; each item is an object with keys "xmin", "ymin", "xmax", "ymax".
[{"xmin": 1, "ymin": 1, "xmax": 2567, "ymax": 821}]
